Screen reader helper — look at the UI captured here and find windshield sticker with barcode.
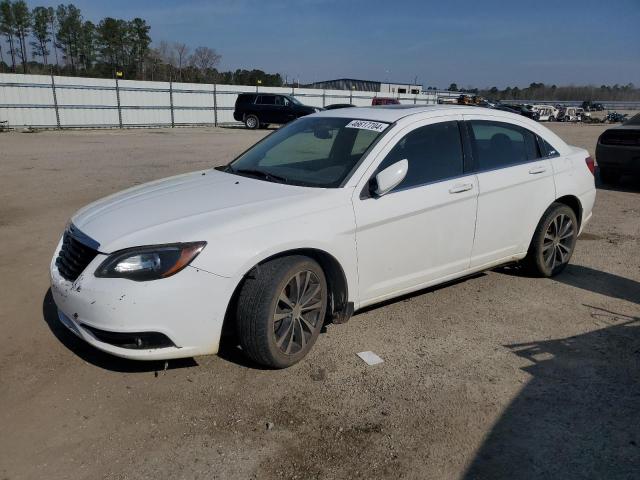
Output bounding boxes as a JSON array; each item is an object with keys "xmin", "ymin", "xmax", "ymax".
[{"xmin": 345, "ymin": 120, "xmax": 389, "ymax": 132}]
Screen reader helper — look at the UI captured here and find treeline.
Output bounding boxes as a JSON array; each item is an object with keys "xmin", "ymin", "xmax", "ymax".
[
  {"xmin": 0, "ymin": 0, "xmax": 284, "ymax": 85},
  {"xmin": 446, "ymin": 82, "xmax": 640, "ymax": 102}
]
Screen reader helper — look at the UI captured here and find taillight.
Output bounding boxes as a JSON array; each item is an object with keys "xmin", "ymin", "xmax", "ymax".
[{"xmin": 585, "ymin": 156, "xmax": 595, "ymax": 175}]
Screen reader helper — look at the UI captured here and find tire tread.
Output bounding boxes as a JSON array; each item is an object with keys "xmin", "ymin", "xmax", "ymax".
[{"xmin": 235, "ymin": 255, "xmax": 324, "ymax": 368}]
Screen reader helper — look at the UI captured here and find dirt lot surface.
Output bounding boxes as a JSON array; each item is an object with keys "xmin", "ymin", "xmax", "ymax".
[{"xmin": 1, "ymin": 122, "xmax": 639, "ymax": 480}]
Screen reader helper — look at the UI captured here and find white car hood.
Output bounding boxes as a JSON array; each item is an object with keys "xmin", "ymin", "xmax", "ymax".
[{"xmin": 72, "ymin": 169, "xmax": 325, "ymax": 253}]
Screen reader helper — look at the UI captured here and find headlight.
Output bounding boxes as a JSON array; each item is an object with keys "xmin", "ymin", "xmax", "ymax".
[{"xmin": 95, "ymin": 242, "xmax": 206, "ymax": 281}]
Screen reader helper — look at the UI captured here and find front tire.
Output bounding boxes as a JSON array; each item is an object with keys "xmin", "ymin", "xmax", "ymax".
[
  {"xmin": 523, "ymin": 203, "xmax": 578, "ymax": 277},
  {"xmin": 244, "ymin": 114, "xmax": 259, "ymax": 129},
  {"xmin": 235, "ymin": 256, "xmax": 327, "ymax": 368}
]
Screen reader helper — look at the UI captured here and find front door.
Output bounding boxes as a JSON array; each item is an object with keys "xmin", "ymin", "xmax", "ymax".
[{"xmin": 353, "ymin": 117, "xmax": 479, "ymax": 304}]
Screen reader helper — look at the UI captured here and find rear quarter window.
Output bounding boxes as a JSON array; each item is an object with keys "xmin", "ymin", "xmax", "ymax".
[
  {"xmin": 537, "ymin": 136, "xmax": 559, "ymax": 157},
  {"xmin": 236, "ymin": 94, "xmax": 255, "ymax": 105}
]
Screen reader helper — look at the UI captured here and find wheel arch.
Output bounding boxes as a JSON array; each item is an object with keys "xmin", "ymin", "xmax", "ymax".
[
  {"xmin": 220, "ymin": 248, "xmax": 351, "ymax": 340},
  {"xmin": 554, "ymin": 194, "xmax": 583, "ymax": 229},
  {"xmin": 525, "ymin": 195, "xmax": 583, "ymax": 255}
]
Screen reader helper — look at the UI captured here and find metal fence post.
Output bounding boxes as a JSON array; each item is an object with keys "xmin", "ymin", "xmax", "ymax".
[
  {"xmin": 169, "ymin": 79, "xmax": 175, "ymax": 128},
  {"xmin": 349, "ymin": 88, "xmax": 353, "ymax": 104},
  {"xmin": 322, "ymin": 89, "xmax": 326, "ymax": 108},
  {"xmin": 115, "ymin": 76, "xmax": 123, "ymax": 128},
  {"xmin": 50, "ymin": 70, "xmax": 61, "ymax": 129},
  {"xmin": 213, "ymin": 83, "xmax": 218, "ymax": 127}
]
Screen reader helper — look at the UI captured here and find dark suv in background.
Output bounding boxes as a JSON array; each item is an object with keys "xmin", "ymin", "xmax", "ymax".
[{"xmin": 234, "ymin": 93, "xmax": 320, "ymax": 129}]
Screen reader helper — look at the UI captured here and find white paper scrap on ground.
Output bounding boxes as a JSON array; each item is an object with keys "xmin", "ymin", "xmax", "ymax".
[{"xmin": 356, "ymin": 351, "xmax": 384, "ymax": 366}]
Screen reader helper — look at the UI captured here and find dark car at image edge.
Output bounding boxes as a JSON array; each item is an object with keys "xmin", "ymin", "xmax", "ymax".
[
  {"xmin": 234, "ymin": 93, "xmax": 321, "ymax": 129},
  {"xmin": 596, "ymin": 113, "xmax": 640, "ymax": 184}
]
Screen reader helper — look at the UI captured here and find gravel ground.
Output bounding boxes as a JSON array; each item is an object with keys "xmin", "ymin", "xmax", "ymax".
[{"xmin": 0, "ymin": 122, "xmax": 638, "ymax": 480}]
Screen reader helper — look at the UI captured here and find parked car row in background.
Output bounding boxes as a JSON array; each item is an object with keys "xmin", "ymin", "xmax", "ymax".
[{"xmin": 234, "ymin": 92, "xmax": 631, "ymax": 130}]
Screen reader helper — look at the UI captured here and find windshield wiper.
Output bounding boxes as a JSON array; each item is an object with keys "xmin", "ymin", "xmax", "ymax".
[{"xmin": 232, "ymin": 168, "xmax": 289, "ymax": 184}]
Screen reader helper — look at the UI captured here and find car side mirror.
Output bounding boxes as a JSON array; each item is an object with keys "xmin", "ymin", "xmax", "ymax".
[{"xmin": 373, "ymin": 159, "xmax": 408, "ymax": 197}]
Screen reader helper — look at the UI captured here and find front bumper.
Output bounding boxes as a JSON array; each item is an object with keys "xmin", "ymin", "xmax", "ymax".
[{"xmin": 50, "ymin": 238, "xmax": 236, "ymax": 360}]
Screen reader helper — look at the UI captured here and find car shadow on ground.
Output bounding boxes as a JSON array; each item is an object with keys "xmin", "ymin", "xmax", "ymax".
[
  {"xmin": 355, "ymin": 272, "xmax": 486, "ymax": 316},
  {"xmin": 553, "ymin": 264, "xmax": 640, "ymax": 305},
  {"xmin": 496, "ymin": 264, "xmax": 640, "ymax": 305},
  {"xmin": 463, "ymin": 307, "xmax": 640, "ymax": 479},
  {"xmin": 42, "ymin": 289, "xmax": 198, "ymax": 373}
]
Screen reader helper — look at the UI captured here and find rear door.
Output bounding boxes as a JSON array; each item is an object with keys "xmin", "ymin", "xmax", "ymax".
[
  {"xmin": 255, "ymin": 95, "xmax": 277, "ymax": 123},
  {"xmin": 463, "ymin": 115, "xmax": 556, "ymax": 268}
]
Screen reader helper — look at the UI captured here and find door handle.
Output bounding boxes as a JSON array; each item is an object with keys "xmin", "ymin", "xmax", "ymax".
[
  {"xmin": 529, "ymin": 166, "xmax": 547, "ymax": 174},
  {"xmin": 449, "ymin": 183, "xmax": 473, "ymax": 194}
]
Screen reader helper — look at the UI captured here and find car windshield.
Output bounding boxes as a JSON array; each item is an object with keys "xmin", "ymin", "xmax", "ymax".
[
  {"xmin": 227, "ymin": 117, "xmax": 389, "ymax": 187},
  {"xmin": 624, "ymin": 113, "xmax": 640, "ymax": 125},
  {"xmin": 287, "ymin": 95, "xmax": 302, "ymax": 105}
]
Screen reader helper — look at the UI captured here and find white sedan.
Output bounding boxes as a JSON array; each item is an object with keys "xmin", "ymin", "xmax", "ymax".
[{"xmin": 50, "ymin": 106, "xmax": 596, "ymax": 368}]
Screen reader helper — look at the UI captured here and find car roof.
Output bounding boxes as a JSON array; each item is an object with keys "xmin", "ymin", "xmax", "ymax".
[{"xmin": 314, "ymin": 104, "xmax": 524, "ymax": 123}]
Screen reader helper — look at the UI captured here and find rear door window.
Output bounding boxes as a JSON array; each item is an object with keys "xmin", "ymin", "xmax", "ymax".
[
  {"xmin": 257, "ymin": 95, "xmax": 276, "ymax": 105},
  {"xmin": 467, "ymin": 120, "xmax": 540, "ymax": 171}
]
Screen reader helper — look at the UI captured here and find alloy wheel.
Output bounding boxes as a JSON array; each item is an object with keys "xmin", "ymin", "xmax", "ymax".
[
  {"xmin": 273, "ymin": 270, "xmax": 324, "ymax": 355},
  {"xmin": 543, "ymin": 213, "xmax": 575, "ymax": 271}
]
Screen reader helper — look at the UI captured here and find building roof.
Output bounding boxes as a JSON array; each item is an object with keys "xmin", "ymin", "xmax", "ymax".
[{"xmin": 308, "ymin": 78, "xmax": 421, "ymax": 87}]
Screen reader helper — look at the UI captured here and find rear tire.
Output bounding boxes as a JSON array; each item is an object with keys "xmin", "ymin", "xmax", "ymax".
[
  {"xmin": 244, "ymin": 114, "xmax": 259, "ymax": 129},
  {"xmin": 523, "ymin": 203, "xmax": 578, "ymax": 277},
  {"xmin": 599, "ymin": 167, "xmax": 620, "ymax": 185},
  {"xmin": 235, "ymin": 256, "xmax": 327, "ymax": 368}
]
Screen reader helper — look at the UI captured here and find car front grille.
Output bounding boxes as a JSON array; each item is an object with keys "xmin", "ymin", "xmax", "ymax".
[{"xmin": 56, "ymin": 225, "xmax": 100, "ymax": 282}]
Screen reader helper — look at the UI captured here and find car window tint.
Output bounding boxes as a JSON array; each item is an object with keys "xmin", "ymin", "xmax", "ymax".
[
  {"xmin": 237, "ymin": 94, "xmax": 254, "ymax": 104},
  {"xmin": 468, "ymin": 120, "xmax": 539, "ymax": 170},
  {"xmin": 231, "ymin": 117, "xmax": 387, "ymax": 188},
  {"xmin": 261, "ymin": 125, "xmax": 338, "ymax": 166},
  {"xmin": 351, "ymin": 128, "xmax": 380, "ymax": 156},
  {"xmin": 537, "ymin": 136, "xmax": 559, "ymax": 157},
  {"xmin": 376, "ymin": 121, "xmax": 464, "ymax": 191},
  {"xmin": 257, "ymin": 95, "xmax": 276, "ymax": 105},
  {"xmin": 274, "ymin": 96, "xmax": 285, "ymax": 106}
]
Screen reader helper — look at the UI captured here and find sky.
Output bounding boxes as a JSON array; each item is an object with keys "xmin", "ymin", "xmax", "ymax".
[{"xmin": 34, "ymin": 0, "xmax": 640, "ymax": 88}]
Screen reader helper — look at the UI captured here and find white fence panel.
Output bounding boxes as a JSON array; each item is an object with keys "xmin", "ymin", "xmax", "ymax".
[
  {"xmin": 3, "ymin": 106, "xmax": 57, "ymax": 127},
  {"xmin": 59, "ymin": 107, "xmax": 119, "ymax": 127},
  {"xmin": 56, "ymin": 84, "xmax": 115, "ymax": 107},
  {"xmin": 0, "ymin": 73, "xmax": 454, "ymax": 128},
  {"xmin": 11, "ymin": 73, "xmax": 635, "ymax": 128},
  {"xmin": 122, "ymin": 108, "xmax": 171, "ymax": 127}
]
